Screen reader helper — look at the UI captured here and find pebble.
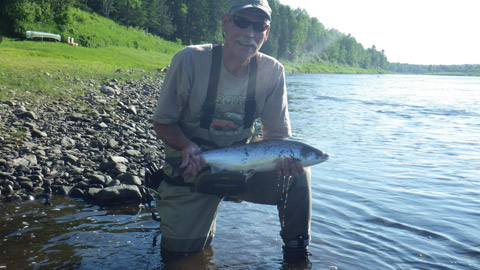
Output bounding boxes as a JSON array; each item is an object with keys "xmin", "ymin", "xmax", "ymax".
[{"xmin": 0, "ymin": 75, "xmax": 166, "ymax": 205}]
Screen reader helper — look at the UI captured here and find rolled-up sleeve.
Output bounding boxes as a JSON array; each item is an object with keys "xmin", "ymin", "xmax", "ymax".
[{"xmin": 153, "ymin": 50, "xmax": 192, "ymax": 124}]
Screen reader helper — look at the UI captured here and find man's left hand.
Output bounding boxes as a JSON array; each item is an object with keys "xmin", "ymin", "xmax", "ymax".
[{"xmin": 275, "ymin": 158, "xmax": 304, "ymax": 177}]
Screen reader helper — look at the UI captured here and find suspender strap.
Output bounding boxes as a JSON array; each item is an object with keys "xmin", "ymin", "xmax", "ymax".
[
  {"xmin": 244, "ymin": 56, "xmax": 257, "ymax": 128},
  {"xmin": 200, "ymin": 45, "xmax": 222, "ymax": 129},
  {"xmin": 200, "ymin": 44, "xmax": 257, "ymax": 130}
]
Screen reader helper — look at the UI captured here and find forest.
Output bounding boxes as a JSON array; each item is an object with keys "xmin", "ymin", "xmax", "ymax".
[{"xmin": 0, "ymin": 0, "xmax": 389, "ymax": 71}]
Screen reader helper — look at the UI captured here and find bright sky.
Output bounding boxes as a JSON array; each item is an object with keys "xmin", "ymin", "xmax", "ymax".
[{"xmin": 279, "ymin": 0, "xmax": 480, "ymax": 65}]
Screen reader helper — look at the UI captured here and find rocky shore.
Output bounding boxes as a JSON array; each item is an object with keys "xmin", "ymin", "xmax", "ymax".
[{"xmin": 0, "ymin": 71, "xmax": 166, "ymax": 206}]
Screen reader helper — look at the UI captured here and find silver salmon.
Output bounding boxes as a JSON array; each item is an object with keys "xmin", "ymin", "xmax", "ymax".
[{"xmin": 165, "ymin": 140, "xmax": 329, "ymax": 177}]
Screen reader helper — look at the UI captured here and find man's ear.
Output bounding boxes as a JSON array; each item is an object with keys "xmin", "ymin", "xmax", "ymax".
[
  {"xmin": 221, "ymin": 14, "xmax": 230, "ymax": 33},
  {"xmin": 264, "ymin": 26, "xmax": 270, "ymax": 42}
]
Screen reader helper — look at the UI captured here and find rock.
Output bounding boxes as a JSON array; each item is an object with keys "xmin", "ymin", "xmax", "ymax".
[
  {"xmin": 117, "ymin": 174, "xmax": 142, "ymax": 186},
  {"xmin": 74, "ymin": 181, "xmax": 90, "ymax": 190},
  {"xmin": 108, "ymin": 156, "xmax": 129, "ymax": 163},
  {"xmin": 100, "ymin": 161, "xmax": 127, "ymax": 175},
  {"xmin": 91, "ymin": 185, "xmax": 142, "ymax": 206},
  {"xmin": 19, "ymin": 181, "xmax": 34, "ymax": 191},
  {"xmin": 14, "ymin": 109, "xmax": 38, "ymax": 120},
  {"xmin": 12, "ymin": 155, "xmax": 37, "ymax": 167},
  {"xmin": 52, "ymin": 185, "xmax": 72, "ymax": 196},
  {"xmin": 97, "ymin": 122, "xmax": 108, "ymax": 129},
  {"xmin": 31, "ymin": 128, "xmax": 48, "ymax": 138},
  {"xmin": 64, "ymin": 154, "xmax": 79, "ymax": 165},
  {"xmin": 107, "ymin": 139, "xmax": 119, "ymax": 148},
  {"xmin": 87, "ymin": 174, "xmax": 112, "ymax": 186},
  {"xmin": 68, "ymin": 113, "xmax": 84, "ymax": 121},
  {"xmin": 100, "ymin": 85, "xmax": 117, "ymax": 96},
  {"xmin": 125, "ymin": 149, "xmax": 141, "ymax": 157},
  {"xmin": 127, "ymin": 105, "xmax": 137, "ymax": 115},
  {"xmin": 60, "ymin": 137, "xmax": 76, "ymax": 148},
  {"xmin": 68, "ymin": 187, "xmax": 84, "ymax": 198},
  {"xmin": 3, "ymin": 184, "xmax": 14, "ymax": 195},
  {"xmin": 0, "ymin": 76, "xmax": 166, "ymax": 205}
]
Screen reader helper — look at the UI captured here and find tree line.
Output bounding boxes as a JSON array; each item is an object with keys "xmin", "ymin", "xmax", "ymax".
[
  {"xmin": 0, "ymin": 0, "xmax": 389, "ymax": 70},
  {"xmin": 389, "ymin": 63, "xmax": 480, "ymax": 75}
]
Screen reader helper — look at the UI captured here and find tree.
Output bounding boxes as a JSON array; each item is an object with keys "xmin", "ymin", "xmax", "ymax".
[
  {"xmin": 1, "ymin": 0, "xmax": 72, "ymax": 37},
  {"xmin": 143, "ymin": 0, "xmax": 175, "ymax": 38}
]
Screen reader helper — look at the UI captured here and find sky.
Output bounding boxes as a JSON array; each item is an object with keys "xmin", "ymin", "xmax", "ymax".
[{"xmin": 278, "ymin": 0, "xmax": 480, "ymax": 65}]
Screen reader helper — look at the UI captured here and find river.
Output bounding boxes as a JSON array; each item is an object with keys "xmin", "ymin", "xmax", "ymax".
[{"xmin": 1, "ymin": 74, "xmax": 479, "ymax": 269}]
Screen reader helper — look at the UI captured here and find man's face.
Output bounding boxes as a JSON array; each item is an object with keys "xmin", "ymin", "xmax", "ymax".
[{"xmin": 222, "ymin": 10, "xmax": 270, "ymax": 63}]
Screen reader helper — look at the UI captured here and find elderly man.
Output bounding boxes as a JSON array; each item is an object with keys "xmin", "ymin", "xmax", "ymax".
[{"xmin": 153, "ymin": 0, "xmax": 312, "ymax": 264}]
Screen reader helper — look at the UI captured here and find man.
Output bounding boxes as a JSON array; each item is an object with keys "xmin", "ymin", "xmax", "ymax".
[{"xmin": 153, "ymin": 0, "xmax": 312, "ymax": 264}]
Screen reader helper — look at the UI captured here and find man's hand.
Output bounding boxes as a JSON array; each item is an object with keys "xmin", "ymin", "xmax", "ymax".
[
  {"xmin": 263, "ymin": 137, "xmax": 305, "ymax": 178},
  {"xmin": 154, "ymin": 122, "xmax": 207, "ymax": 178},
  {"xmin": 275, "ymin": 158, "xmax": 304, "ymax": 177},
  {"xmin": 179, "ymin": 142, "xmax": 206, "ymax": 179}
]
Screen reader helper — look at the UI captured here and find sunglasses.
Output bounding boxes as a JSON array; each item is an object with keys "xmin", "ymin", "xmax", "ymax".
[{"xmin": 230, "ymin": 14, "xmax": 269, "ymax": 33}]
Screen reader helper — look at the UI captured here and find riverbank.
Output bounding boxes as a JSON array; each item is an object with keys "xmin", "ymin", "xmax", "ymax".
[
  {"xmin": 0, "ymin": 73, "xmax": 165, "ymax": 205},
  {"xmin": 283, "ymin": 60, "xmax": 390, "ymax": 74}
]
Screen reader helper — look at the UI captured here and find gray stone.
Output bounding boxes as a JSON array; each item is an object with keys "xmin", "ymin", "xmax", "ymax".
[
  {"xmin": 14, "ymin": 110, "xmax": 38, "ymax": 120},
  {"xmin": 107, "ymin": 139, "xmax": 119, "ymax": 148},
  {"xmin": 31, "ymin": 128, "xmax": 47, "ymax": 137},
  {"xmin": 12, "ymin": 155, "xmax": 38, "ymax": 167},
  {"xmin": 100, "ymin": 85, "xmax": 117, "ymax": 96},
  {"xmin": 97, "ymin": 122, "xmax": 108, "ymax": 128},
  {"xmin": 92, "ymin": 185, "xmax": 142, "ymax": 206},
  {"xmin": 64, "ymin": 154, "xmax": 79, "ymax": 165},
  {"xmin": 68, "ymin": 187, "xmax": 84, "ymax": 198},
  {"xmin": 108, "ymin": 156, "xmax": 129, "ymax": 163},
  {"xmin": 117, "ymin": 174, "xmax": 142, "ymax": 186},
  {"xmin": 0, "ymin": 76, "xmax": 166, "ymax": 204},
  {"xmin": 125, "ymin": 149, "xmax": 141, "ymax": 157},
  {"xmin": 60, "ymin": 137, "xmax": 76, "ymax": 148},
  {"xmin": 100, "ymin": 161, "xmax": 127, "ymax": 175},
  {"xmin": 87, "ymin": 174, "xmax": 111, "ymax": 185}
]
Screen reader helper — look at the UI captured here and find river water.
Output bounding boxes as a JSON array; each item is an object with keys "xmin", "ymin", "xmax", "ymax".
[{"xmin": 1, "ymin": 74, "xmax": 479, "ymax": 269}]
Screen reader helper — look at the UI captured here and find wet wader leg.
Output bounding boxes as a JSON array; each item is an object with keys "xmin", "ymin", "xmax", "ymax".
[
  {"xmin": 234, "ymin": 168, "xmax": 312, "ymax": 247},
  {"xmin": 156, "ymin": 181, "xmax": 223, "ymax": 253}
]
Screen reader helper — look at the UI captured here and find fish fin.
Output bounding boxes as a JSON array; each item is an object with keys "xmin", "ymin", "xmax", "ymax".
[
  {"xmin": 165, "ymin": 157, "xmax": 182, "ymax": 167},
  {"xmin": 244, "ymin": 169, "xmax": 256, "ymax": 180}
]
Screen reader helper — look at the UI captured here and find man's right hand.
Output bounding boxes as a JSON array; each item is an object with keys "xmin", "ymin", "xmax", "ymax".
[
  {"xmin": 179, "ymin": 142, "xmax": 206, "ymax": 179},
  {"xmin": 154, "ymin": 122, "xmax": 207, "ymax": 179}
]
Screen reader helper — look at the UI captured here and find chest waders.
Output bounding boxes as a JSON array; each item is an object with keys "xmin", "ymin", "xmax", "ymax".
[{"xmin": 154, "ymin": 44, "xmax": 258, "ymax": 197}]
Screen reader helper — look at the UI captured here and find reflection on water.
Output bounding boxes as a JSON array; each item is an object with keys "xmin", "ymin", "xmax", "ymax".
[
  {"xmin": 0, "ymin": 197, "xmax": 163, "ymax": 269},
  {"xmin": 0, "ymin": 197, "xmax": 311, "ymax": 270}
]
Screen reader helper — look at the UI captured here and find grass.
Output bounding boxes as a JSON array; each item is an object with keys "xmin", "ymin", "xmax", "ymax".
[
  {"xmin": 0, "ymin": 36, "xmax": 182, "ymax": 102},
  {"xmin": 0, "ymin": 8, "xmax": 183, "ymax": 102},
  {"xmin": 283, "ymin": 60, "xmax": 389, "ymax": 74}
]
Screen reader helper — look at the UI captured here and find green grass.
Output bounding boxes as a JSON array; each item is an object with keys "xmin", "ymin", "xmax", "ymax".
[
  {"xmin": 283, "ymin": 60, "xmax": 389, "ymax": 74},
  {"xmin": 65, "ymin": 9, "xmax": 182, "ymax": 52},
  {"xmin": 0, "ymin": 8, "xmax": 183, "ymax": 102},
  {"xmin": 0, "ymin": 38, "xmax": 181, "ymax": 101}
]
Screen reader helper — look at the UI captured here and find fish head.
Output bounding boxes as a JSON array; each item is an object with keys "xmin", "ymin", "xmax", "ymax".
[{"xmin": 300, "ymin": 144, "xmax": 329, "ymax": 165}]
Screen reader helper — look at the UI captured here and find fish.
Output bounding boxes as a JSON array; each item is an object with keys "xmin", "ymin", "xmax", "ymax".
[{"xmin": 165, "ymin": 140, "xmax": 329, "ymax": 178}]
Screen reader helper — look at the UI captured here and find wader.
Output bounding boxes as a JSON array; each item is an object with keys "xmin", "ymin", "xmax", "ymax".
[{"xmin": 156, "ymin": 45, "xmax": 311, "ymax": 254}]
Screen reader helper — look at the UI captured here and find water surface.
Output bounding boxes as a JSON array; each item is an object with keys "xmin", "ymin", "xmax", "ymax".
[{"xmin": 1, "ymin": 74, "xmax": 479, "ymax": 269}]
